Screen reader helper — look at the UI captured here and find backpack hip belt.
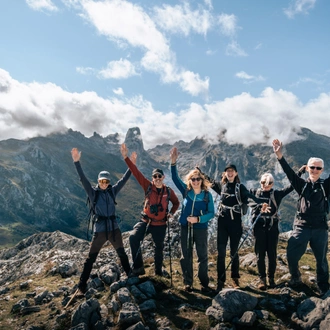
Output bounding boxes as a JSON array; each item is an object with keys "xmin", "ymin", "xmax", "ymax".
[
  {"xmin": 219, "ymin": 203, "xmax": 241, "ymax": 220},
  {"xmin": 141, "ymin": 212, "xmax": 167, "ymax": 224},
  {"xmin": 93, "ymin": 215, "xmax": 117, "ymax": 222}
]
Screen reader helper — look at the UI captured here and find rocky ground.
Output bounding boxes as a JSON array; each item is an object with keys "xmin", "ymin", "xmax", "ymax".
[{"xmin": 0, "ymin": 219, "xmax": 330, "ymax": 330}]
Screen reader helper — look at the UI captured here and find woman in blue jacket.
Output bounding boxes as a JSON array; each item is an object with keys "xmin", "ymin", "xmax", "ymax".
[{"xmin": 170, "ymin": 147, "xmax": 215, "ymax": 293}]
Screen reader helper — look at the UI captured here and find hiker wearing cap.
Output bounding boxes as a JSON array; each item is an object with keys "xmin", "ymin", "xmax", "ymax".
[
  {"xmin": 170, "ymin": 147, "xmax": 215, "ymax": 293},
  {"xmin": 249, "ymin": 172, "xmax": 298, "ymax": 290},
  {"xmin": 273, "ymin": 139, "xmax": 330, "ymax": 296},
  {"xmin": 71, "ymin": 147, "xmax": 133, "ymax": 294},
  {"xmin": 120, "ymin": 143, "xmax": 180, "ymax": 276},
  {"xmin": 197, "ymin": 163, "xmax": 263, "ymax": 292}
]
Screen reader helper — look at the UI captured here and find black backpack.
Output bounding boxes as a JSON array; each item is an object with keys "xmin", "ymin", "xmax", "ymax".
[
  {"xmin": 298, "ymin": 180, "xmax": 329, "ymax": 214},
  {"xmin": 235, "ymin": 183, "xmax": 248, "ymax": 216},
  {"xmin": 85, "ymin": 186, "xmax": 117, "ymax": 239}
]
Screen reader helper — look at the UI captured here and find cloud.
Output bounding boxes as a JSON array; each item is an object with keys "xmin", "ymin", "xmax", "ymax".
[
  {"xmin": 26, "ymin": 0, "xmax": 58, "ymax": 12},
  {"xmin": 226, "ymin": 41, "xmax": 248, "ymax": 57},
  {"xmin": 283, "ymin": 0, "xmax": 316, "ymax": 19},
  {"xmin": 76, "ymin": 0, "xmax": 209, "ymax": 96},
  {"xmin": 291, "ymin": 77, "xmax": 324, "ymax": 87},
  {"xmin": 2, "ymin": 68, "xmax": 330, "ymax": 150},
  {"xmin": 76, "ymin": 67, "xmax": 95, "ymax": 75},
  {"xmin": 218, "ymin": 13, "xmax": 239, "ymax": 38},
  {"xmin": 153, "ymin": 2, "xmax": 213, "ymax": 36},
  {"xmin": 98, "ymin": 59, "xmax": 138, "ymax": 79},
  {"xmin": 235, "ymin": 71, "xmax": 265, "ymax": 83},
  {"xmin": 113, "ymin": 87, "xmax": 124, "ymax": 95}
]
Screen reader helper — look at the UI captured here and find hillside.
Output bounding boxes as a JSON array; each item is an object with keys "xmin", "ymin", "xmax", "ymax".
[
  {"xmin": 0, "ymin": 220, "xmax": 329, "ymax": 330},
  {"xmin": 1, "ymin": 126, "xmax": 330, "ymax": 246}
]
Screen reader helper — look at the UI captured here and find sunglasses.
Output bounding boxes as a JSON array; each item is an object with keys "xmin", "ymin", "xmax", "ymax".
[
  {"xmin": 99, "ymin": 179, "xmax": 110, "ymax": 184},
  {"xmin": 153, "ymin": 174, "xmax": 163, "ymax": 179},
  {"xmin": 260, "ymin": 181, "xmax": 273, "ymax": 185},
  {"xmin": 191, "ymin": 177, "xmax": 201, "ymax": 182},
  {"xmin": 309, "ymin": 166, "xmax": 323, "ymax": 171}
]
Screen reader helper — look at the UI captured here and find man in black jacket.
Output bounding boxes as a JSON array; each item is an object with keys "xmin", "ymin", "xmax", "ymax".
[
  {"xmin": 71, "ymin": 147, "xmax": 134, "ymax": 294},
  {"xmin": 273, "ymin": 139, "xmax": 329, "ymax": 295}
]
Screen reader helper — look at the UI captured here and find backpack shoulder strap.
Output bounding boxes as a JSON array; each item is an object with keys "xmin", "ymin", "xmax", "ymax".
[
  {"xmin": 235, "ymin": 183, "xmax": 242, "ymax": 205},
  {"xmin": 107, "ymin": 185, "xmax": 117, "ymax": 205},
  {"xmin": 270, "ymin": 190, "xmax": 278, "ymax": 211}
]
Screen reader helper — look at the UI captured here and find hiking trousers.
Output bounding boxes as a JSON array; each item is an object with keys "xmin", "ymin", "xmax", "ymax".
[
  {"xmin": 287, "ymin": 225, "xmax": 329, "ymax": 291},
  {"xmin": 129, "ymin": 221, "xmax": 166, "ymax": 273},
  {"xmin": 80, "ymin": 229, "xmax": 130, "ymax": 287},
  {"xmin": 217, "ymin": 215, "xmax": 242, "ymax": 284},
  {"xmin": 180, "ymin": 225, "xmax": 209, "ymax": 288},
  {"xmin": 253, "ymin": 222, "xmax": 279, "ymax": 279}
]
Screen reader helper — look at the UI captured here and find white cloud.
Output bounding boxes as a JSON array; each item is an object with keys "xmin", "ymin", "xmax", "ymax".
[
  {"xmin": 179, "ymin": 71, "xmax": 209, "ymax": 97},
  {"xmin": 226, "ymin": 41, "xmax": 248, "ymax": 57},
  {"xmin": 218, "ymin": 13, "xmax": 239, "ymax": 37},
  {"xmin": 76, "ymin": 67, "xmax": 95, "ymax": 75},
  {"xmin": 113, "ymin": 87, "xmax": 124, "ymax": 95},
  {"xmin": 153, "ymin": 2, "xmax": 213, "ymax": 36},
  {"xmin": 204, "ymin": 0, "xmax": 213, "ymax": 10},
  {"xmin": 235, "ymin": 71, "xmax": 265, "ymax": 83},
  {"xmin": 98, "ymin": 59, "xmax": 138, "ymax": 79},
  {"xmin": 26, "ymin": 0, "xmax": 58, "ymax": 12},
  {"xmin": 291, "ymin": 77, "xmax": 323, "ymax": 87},
  {"xmin": 2, "ymin": 69, "xmax": 330, "ymax": 149},
  {"xmin": 76, "ymin": 0, "xmax": 209, "ymax": 96},
  {"xmin": 284, "ymin": 0, "xmax": 316, "ymax": 19}
]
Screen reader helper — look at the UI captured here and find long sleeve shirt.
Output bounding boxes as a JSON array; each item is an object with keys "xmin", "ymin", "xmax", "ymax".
[
  {"xmin": 125, "ymin": 157, "xmax": 180, "ymax": 225},
  {"xmin": 278, "ymin": 156, "xmax": 330, "ymax": 227},
  {"xmin": 171, "ymin": 164, "xmax": 214, "ymax": 228},
  {"xmin": 74, "ymin": 161, "xmax": 131, "ymax": 232}
]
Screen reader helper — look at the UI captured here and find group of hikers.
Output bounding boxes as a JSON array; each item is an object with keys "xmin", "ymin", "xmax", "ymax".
[{"xmin": 71, "ymin": 138, "xmax": 330, "ymax": 297}]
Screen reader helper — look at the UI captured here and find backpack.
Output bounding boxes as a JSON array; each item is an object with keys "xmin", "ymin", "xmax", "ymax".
[
  {"xmin": 144, "ymin": 183, "xmax": 171, "ymax": 214},
  {"xmin": 85, "ymin": 186, "xmax": 117, "ymax": 239},
  {"xmin": 298, "ymin": 180, "xmax": 329, "ymax": 214},
  {"xmin": 256, "ymin": 188, "xmax": 279, "ymax": 218},
  {"xmin": 183, "ymin": 188, "xmax": 210, "ymax": 213},
  {"xmin": 235, "ymin": 183, "xmax": 249, "ymax": 216}
]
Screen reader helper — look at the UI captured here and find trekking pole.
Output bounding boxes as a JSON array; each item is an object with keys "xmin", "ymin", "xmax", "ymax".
[
  {"xmin": 130, "ymin": 219, "xmax": 151, "ymax": 276},
  {"xmin": 222, "ymin": 213, "xmax": 262, "ymax": 278},
  {"xmin": 167, "ymin": 216, "xmax": 173, "ymax": 286}
]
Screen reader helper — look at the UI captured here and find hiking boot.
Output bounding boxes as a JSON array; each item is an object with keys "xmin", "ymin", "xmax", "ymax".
[
  {"xmin": 268, "ymin": 278, "xmax": 276, "ymax": 288},
  {"xmin": 184, "ymin": 285, "xmax": 193, "ymax": 292},
  {"xmin": 201, "ymin": 286, "xmax": 215, "ymax": 293},
  {"xmin": 132, "ymin": 266, "xmax": 145, "ymax": 276},
  {"xmin": 257, "ymin": 277, "xmax": 267, "ymax": 290},
  {"xmin": 287, "ymin": 276, "xmax": 302, "ymax": 288},
  {"xmin": 232, "ymin": 278, "xmax": 240, "ymax": 289}
]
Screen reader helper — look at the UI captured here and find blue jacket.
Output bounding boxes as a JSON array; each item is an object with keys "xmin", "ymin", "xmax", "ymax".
[{"xmin": 171, "ymin": 164, "xmax": 214, "ymax": 228}]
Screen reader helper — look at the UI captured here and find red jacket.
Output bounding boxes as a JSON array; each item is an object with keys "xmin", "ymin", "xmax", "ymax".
[{"xmin": 125, "ymin": 157, "xmax": 180, "ymax": 225}]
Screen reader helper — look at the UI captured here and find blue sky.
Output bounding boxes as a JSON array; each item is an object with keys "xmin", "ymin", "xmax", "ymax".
[{"xmin": 0, "ymin": 0, "xmax": 329, "ymax": 149}]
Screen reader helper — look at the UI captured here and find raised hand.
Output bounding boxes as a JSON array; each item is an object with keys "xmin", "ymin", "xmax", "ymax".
[
  {"xmin": 272, "ymin": 139, "xmax": 283, "ymax": 159},
  {"xmin": 71, "ymin": 148, "xmax": 81, "ymax": 162},
  {"xmin": 120, "ymin": 143, "xmax": 128, "ymax": 159},
  {"xmin": 130, "ymin": 151, "xmax": 137, "ymax": 165},
  {"xmin": 170, "ymin": 147, "xmax": 179, "ymax": 164}
]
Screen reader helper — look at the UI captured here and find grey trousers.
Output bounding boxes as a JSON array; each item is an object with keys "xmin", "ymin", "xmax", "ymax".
[
  {"xmin": 180, "ymin": 225, "xmax": 209, "ymax": 288},
  {"xmin": 287, "ymin": 225, "xmax": 329, "ymax": 290}
]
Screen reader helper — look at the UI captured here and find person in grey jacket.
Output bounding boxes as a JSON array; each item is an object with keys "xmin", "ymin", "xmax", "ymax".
[{"xmin": 71, "ymin": 147, "xmax": 135, "ymax": 294}]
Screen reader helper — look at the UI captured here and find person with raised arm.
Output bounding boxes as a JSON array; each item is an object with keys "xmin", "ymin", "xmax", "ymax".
[{"xmin": 272, "ymin": 139, "xmax": 329, "ymax": 296}]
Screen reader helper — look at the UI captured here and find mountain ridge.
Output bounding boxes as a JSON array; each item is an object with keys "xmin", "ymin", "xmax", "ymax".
[{"xmin": 1, "ymin": 126, "xmax": 330, "ymax": 247}]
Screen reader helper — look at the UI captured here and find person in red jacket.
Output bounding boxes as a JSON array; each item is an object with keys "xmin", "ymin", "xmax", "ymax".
[{"xmin": 120, "ymin": 143, "xmax": 180, "ymax": 276}]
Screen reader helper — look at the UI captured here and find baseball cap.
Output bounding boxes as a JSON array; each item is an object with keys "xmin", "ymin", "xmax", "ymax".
[
  {"xmin": 152, "ymin": 168, "xmax": 164, "ymax": 176},
  {"xmin": 98, "ymin": 171, "xmax": 111, "ymax": 181},
  {"xmin": 224, "ymin": 164, "xmax": 237, "ymax": 172}
]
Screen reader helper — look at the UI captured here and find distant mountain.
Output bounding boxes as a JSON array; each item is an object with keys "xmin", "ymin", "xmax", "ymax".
[{"xmin": 0, "ymin": 126, "xmax": 329, "ymax": 247}]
